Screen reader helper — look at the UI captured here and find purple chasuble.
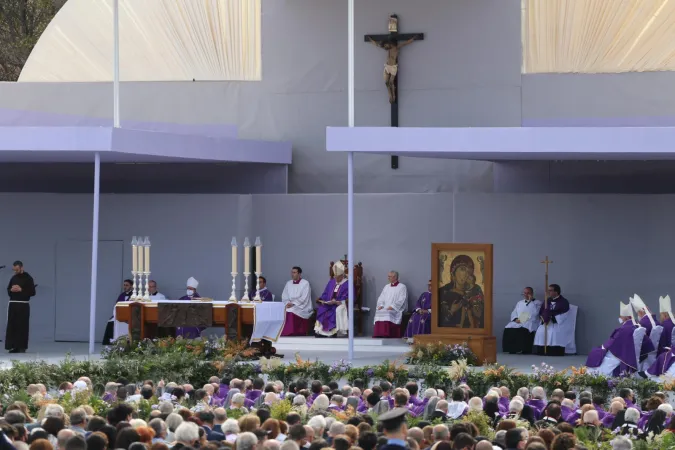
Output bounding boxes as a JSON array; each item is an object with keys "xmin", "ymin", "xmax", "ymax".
[
  {"xmin": 526, "ymin": 399, "xmax": 546, "ymax": 419},
  {"xmin": 585, "ymin": 320, "xmax": 639, "ymax": 374},
  {"xmin": 640, "ymin": 314, "xmax": 660, "ymax": 336},
  {"xmin": 601, "ymin": 414, "xmax": 615, "ymax": 428},
  {"xmin": 404, "ymin": 292, "xmax": 432, "ymax": 338},
  {"xmin": 218, "ymin": 384, "xmax": 230, "ymax": 399},
  {"xmin": 176, "ymin": 292, "xmax": 205, "ymax": 338},
  {"xmin": 246, "ymin": 390, "xmax": 263, "ymax": 402},
  {"xmin": 316, "ymin": 279, "xmax": 349, "ymax": 333},
  {"xmin": 498, "ymin": 397, "xmax": 509, "ymax": 411},
  {"xmin": 561, "ymin": 405, "xmax": 573, "ymax": 421},
  {"xmin": 110, "ymin": 291, "xmax": 131, "ymax": 319},
  {"xmin": 647, "ymin": 349, "xmax": 675, "ymax": 376},
  {"xmin": 658, "ymin": 317, "xmax": 674, "ymax": 354},
  {"xmin": 250, "ymin": 288, "xmax": 274, "ymax": 302},
  {"xmin": 637, "ymin": 315, "xmax": 658, "ymax": 358},
  {"xmin": 413, "ymin": 398, "xmax": 429, "ymax": 416},
  {"xmin": 538, "ymin": 296, "xmax": 570, "ymax": 325},
  {"xmin": 409, "ymin": 394, "xmax": 423, "ymax": 407}
]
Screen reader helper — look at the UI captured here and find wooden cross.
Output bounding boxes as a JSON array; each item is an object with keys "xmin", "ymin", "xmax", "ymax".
[{"xmin": 365, "ymin": 14, "xmax": 424, "ymax": 169}]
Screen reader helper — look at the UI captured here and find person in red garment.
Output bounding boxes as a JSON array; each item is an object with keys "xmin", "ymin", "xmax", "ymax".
[
  {"xmin": 373, "ymin": 271, "xmax": 408, "ymax": 338},
  {"xmin": 281, "ymin": 267, "xmax": 313, "ymax": 336}
]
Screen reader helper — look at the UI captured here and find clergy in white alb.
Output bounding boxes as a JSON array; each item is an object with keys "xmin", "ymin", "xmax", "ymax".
[
  {"xmin": 373, "ymin": 271, "xmax": 408, "ymax": 338},
  {"xmin": 148, "ymin": 280, "xmax": 166, "ymax": 300},
  {"xmin": 502, "ymin": 287, "xmax": 541, "ymax": 354},
  {"xmin": 281, "ymin": 266, "xmax": 313, "ymax": 336},
  {"xmin": 630, "ymin": 294, "xmax": 660, "ymax": 369}
]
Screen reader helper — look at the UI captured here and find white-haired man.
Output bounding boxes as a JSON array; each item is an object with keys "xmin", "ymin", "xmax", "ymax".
[
  {"xmin": 373, "ymin": 271, "xmax": 408, "ymax": 338},
  {"xmin": 526, "ymin": 387, "xmax": 546, "ymax": 419},
  {"xmin": 175, "ymin": 422, "xmax": 200, "ymax": 449},
  {"xmin": 314, "ymin": 261, "xmax": 349, "ymax": 337}
]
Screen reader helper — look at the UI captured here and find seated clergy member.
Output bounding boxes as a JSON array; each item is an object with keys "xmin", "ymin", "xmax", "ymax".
[
  {"xmin": 630, "ymin": 294, "xmax": 658, "ymax": 362},
  {"xmin": 646, "ymin": 346, "xmax": 675, "ymax": 379},
  {"xmin": 659, "ymin": 295, "xmax": 674, "ymax": 354},
  {"xmin": 404, "ymin": 280, "xmax": 432, "ymax": 340},
  {"xmin": 503, "ymin": 286, "xmax": 542, "ymax": 354},
  {"xmin": 252, "ymin": 276, "xmax": 273, "ymax": 302},
  {"xmin": 148, "ymin": 280, "xmax": 166, "ymax": 300},
  {"xmin": 314, "ymin": 260, "xmax": 349, "ymax": 338},
  {"xmin": 177, "ymin": 277, "xmax": 204, "ymax": 339},
  {"xmin": 533, "ymin": 284, "xmax": 570, "ymax": 356},
  {"xmin": 586, "ymin": 302, "xmax": 644, "ymax": 376},
  {"xmin": 281, "ymin": 267, "xmax": 313, "ymax": 336},
  {"xmin": 102, "ymin": 279, "xmax": 133, "ymax": 345},
  {"xmin": 373, "ymin": 271, "xmax": 408, "ymax": 338}
]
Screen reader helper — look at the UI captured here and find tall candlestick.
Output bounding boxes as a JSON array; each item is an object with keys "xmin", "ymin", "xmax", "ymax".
[
  {"xmin": 131, "ymin": 236, "xmax": 138, "ymax": 272},
  {"xmin": 244, "ymin": 237, "xmax": 251, "ymax": 275},
  {"xmin": 137, "ymin": 240, "xmax": 144, "ymax": 276},
  {"xmin": 231, "ymin": 237, "xmax": 238, "ymax": 274},
  {"xmin": 255, "ymin": 236, "xmax": 262, "ymax": 273},
  {"xmin": 143, "ymin": 236, "xmax": 151, "ymax": 272}
]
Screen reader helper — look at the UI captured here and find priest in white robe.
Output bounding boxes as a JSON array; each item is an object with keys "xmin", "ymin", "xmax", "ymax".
[
  {"xmin": 281, "ymin": 266, "xmax": 313, "ymax": 336},
  {"xmin": 148, "ymin": 280, "xmax": 166, "ymax": 300},
  {"xmin": 502, "ymin": 287, "xmax": 541, "ymax": 354},
  {"xmin": 373, "ymin": 271, "xmax": 408, "ymax": 338}
]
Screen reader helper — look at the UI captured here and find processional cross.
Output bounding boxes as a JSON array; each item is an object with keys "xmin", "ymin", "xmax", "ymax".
[
  {"xmin": 541, "ymin": 256, "xmax": 553, "ymax": 354},
  {"xmin": 365, "ymin": 14, "xmax": 424, "ymax": 169}
]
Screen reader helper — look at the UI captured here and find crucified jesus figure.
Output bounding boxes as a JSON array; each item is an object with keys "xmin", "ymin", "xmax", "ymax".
[{"xmin": 368, "ymin": 35, "xmax": 420, "ymax": 104}]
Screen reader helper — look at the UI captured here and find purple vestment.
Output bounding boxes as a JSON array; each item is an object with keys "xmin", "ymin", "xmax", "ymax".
[
  {"xmin": 413, "ymin": 397, "xmax": 429, "ymax": 416},
  {"xmin": 409, "ymin": 394, "xmax": 423, "ymax": 407},
  {"xmin": 538, "ymin": 296, "xmax": 570, "ymax": 324},
  {"xmin": 561, "ymin": 405, "xmax": 573, "ymax": 421},
  {"xmin": 601, "ymin": 414, "xmax": 615, "ymax": 428},
  {"xmin": 218, "ymin": 384, "xmax": 230, "ymax": 399},
  {"xmin": 498, "ymin": 397, "xmax": 509, "ymax": 412},
  {"xmin": 246, "ymin": 390, "xmax": 263, "ymax": 402},
  {"xmin": 638, "ymin": 315, "xmax": 658, "ymax": 358},
  {"xmin": 586, "ymin": 320, "xmax": 639, "ymax": 375},
  {"xmin": 110, "ymin": 291, "xmax": 131, "ymax": 319},
  {"xmin": 404, "ymin": 292, "xmax": 431, "ymax": 338},
  {"xmin": 647, "ymin": 349, "xmax": 675, "ymax": 376},
  {"xmin": 176, "ymin": 292, "xmax": 204, "ymax": 339},
  {"xmin": 526, "ymin": 399, "xmax": 546, "ymax": 419},
  {"xmin": 250, "ymin": 288, "xmax": 274, "ymax": 302},
  {"xmin": 593, "ymin": 404, "xmax": 606, "ymax": 420},
  {"xmin": 658, "ymin": 317, "xmax": 674, "ymax": 354},
  {"xmin": 315, "ymin": 279, "xmax": 349, "ymax": 333}
]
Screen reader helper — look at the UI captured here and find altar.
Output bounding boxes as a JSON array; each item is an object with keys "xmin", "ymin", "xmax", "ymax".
[{"xmin": 115, "ymin": 300, "xmax": 286, "ymax": 344}]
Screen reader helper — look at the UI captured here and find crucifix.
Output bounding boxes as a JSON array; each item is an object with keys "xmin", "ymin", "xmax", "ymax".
[
  {"xmin": 365, "ymin": 14, "xmax": 424, "ymax": 169},
  {"xmin": 541, "ymin": 256, "xmax": 553, "ymax": 354}
]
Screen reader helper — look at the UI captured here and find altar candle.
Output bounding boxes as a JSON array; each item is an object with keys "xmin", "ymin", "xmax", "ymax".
[
  {"xmin": 137, "ymin": 241, "xmax": 144, "ymax": 274},
  {"xmin": 131, "ymin": 236, "xmax": 138, "ymax": 272},
  {"xmin": 244, "ymin": 237, "xmax": 251, "ymax": 274},
  {"xmin": 231, "ymin": 237, "xmax": 238, "ymax": 274},
  {"xmin": 255, "ymin": 237, "xmax": 262, "ymax": 273},
  {"xmin": 144, "ymin": 237, "xmax": 151, "ymax": 272}
]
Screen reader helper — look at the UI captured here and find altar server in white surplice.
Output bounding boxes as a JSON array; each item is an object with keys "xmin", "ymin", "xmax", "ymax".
[
  {"xmin": 148, "ymin": 280, "xmax": 166, "ymax": 300},
  {"xmin": 502, "ymin": 287, "xmax": 542, "ymax": 354},
  {"xmin": 281, "ymin": 266, "xmax": 313, "ymax": 336},
  {"xmin": 373, "ymin": 271, "xmax": 408, "ymax": 338}
]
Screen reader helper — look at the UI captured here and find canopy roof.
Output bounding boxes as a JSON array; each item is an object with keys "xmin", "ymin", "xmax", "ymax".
[{"xmin": 326, "ymin": 126, "xmax": 675, "ymax": 160}]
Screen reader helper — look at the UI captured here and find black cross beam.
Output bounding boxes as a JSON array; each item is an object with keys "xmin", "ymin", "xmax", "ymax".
[{"xmin": 364, "ymin": 14, "xmax": 424, "ymax": 169}]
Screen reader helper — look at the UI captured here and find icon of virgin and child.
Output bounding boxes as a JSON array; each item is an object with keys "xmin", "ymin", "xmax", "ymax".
[{"xmin": 438, "ymin": 254, "xmax": 485, "ymax": 328}]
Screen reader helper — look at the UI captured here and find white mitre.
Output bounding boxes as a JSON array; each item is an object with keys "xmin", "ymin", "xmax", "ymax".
[
  {"xmin": 620, "ymin": 301, "xmax": 636, "ymax": 325},
  {"xmin": 187, "ymin": 277, "xmax": 199, "ymax": 289},
  {"xmin": 660, "ymin": 295, "xmax": 675, "ymax": 323},
  {"xmin": 631, "ymin": 294, "xmax": 655, "ymax": 328},
  {"xmin": 333, "ymin": 261, "xmax": 345, "ymax": 277}
]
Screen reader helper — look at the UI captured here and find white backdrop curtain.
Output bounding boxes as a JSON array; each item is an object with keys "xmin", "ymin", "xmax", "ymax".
[
  {"xmin": 19, "ymin": 0, "xmax": 261, "ymax": 82},
  {"xmin": 522, "ymin": 0, "xmax": 675, "ymax": 74}
]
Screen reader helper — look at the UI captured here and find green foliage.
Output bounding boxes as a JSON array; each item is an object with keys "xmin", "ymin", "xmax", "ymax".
[
  {"xmin": 0, "ymin": 0, "xmax": 65, "ymax": 81},
  {"xmin": 270, "ymin": 400, "xmax": 293, "ymax": 421},
  {"xmin": 103, "ymin": 336, "xmax": 258, "ymax": 361},
  {"xmin": 406, "ymin": 341, "xmax": 479, "ymax": 366}
]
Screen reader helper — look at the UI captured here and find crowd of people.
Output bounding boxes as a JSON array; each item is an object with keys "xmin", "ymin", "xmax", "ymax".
[{"xmin": 0, "ymin": 376, "xmax": 672, "ymax": 450}]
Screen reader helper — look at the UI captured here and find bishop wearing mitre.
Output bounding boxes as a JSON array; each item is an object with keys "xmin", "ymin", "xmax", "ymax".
[
  {"xmin": 502, "ymin": 287, "xmax": 542, "ymax": 354},
  {"xmin": 586, "ymin": 301, "xmax": 645, "ymax": 376},
  {"xmin": 658, "ymin": 295, "xmax": 674, "ymax": 354},
  {"xmin": 373, "ymin": 271, "xmax": 408, "ymax": 338},
  {"xmin": 404, "ymin": 280, "xmax": 432, "ymax": 340},
  {"xmin": 630, "ymin": 294, "xmax": 658, "ymax": 361},
  {"xmin": 281, "ymin": 266, "xmax": 313, "ymax": 336},
  {"xmin": 314, "ymin": 260, "xmax": 349, "ymax": 337}
]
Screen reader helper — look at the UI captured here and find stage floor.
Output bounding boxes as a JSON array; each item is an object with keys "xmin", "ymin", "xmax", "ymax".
[{"xmin": 0, "ymin": 340, "xmax": 587, "ymax": 375}]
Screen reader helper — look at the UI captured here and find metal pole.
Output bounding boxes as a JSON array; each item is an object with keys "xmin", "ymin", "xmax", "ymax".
[
  {"xmin": 113, "ymin": 0, "xmax": 120, "ymax": 128},
  {"xmin": 89, "ymin": 152, "xmax": 101, "ymax": 355},
  {"xmin": 347, "ymin": 0, "xmax": 355, "ymax": 362}
]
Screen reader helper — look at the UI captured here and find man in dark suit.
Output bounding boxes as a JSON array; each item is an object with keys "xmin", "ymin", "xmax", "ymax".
[
  {"xmin": 196, "ymin": 411, "xmax": 225, "ymax": 442},
  {"xmin": 212, "ymin": 408, "xmax": 226, "ymax": 435},
  {"xmin": 429, "ymin": 400, "xmax": 448, "ymax": 422},
  {"xmin": 377, "ymin": 408, "xmax": 409, "ymax": 450}
]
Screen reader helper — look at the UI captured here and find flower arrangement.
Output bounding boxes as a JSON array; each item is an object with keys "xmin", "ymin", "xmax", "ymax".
[
  {"xmin": 405, "ymin": 341, "xmax": 479, "ymax": 366},
  {"xmin": 329, "ymin": 359, "xmax": 352, "ymax": 376},
  {"xmin": 101, "ymin": 336, "xmax": 258, "ymax": 361}
]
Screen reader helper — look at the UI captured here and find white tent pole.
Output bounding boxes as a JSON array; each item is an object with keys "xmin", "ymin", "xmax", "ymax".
[
  {"xmin": 347, "ymin": 0, "xmax": 355, "ymax": 362},
  {"xmin": 113, "ymin": 0, "xmax": 120, "ymax": 128},
  {"xmin": 89, "ymin": 152, "xmax": 101, "ymax": 355}
]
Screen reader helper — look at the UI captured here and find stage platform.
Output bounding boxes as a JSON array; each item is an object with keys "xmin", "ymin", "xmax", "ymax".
[{"xmin": 0, "ymin": 340, "xmax": 587, "ymax": 375}]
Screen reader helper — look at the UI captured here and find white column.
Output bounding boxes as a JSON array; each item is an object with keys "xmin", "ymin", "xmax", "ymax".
[
  {"xmin": 89, "ymin": 152, "xmax": 101, "ymax": 355},
  {"xmin": 347, "ymin": 0, "xmax": 355, "ymax": 362},
  {"xmin": 113, "ymin": 0, "xmax": 120, "ymax": 128}
]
